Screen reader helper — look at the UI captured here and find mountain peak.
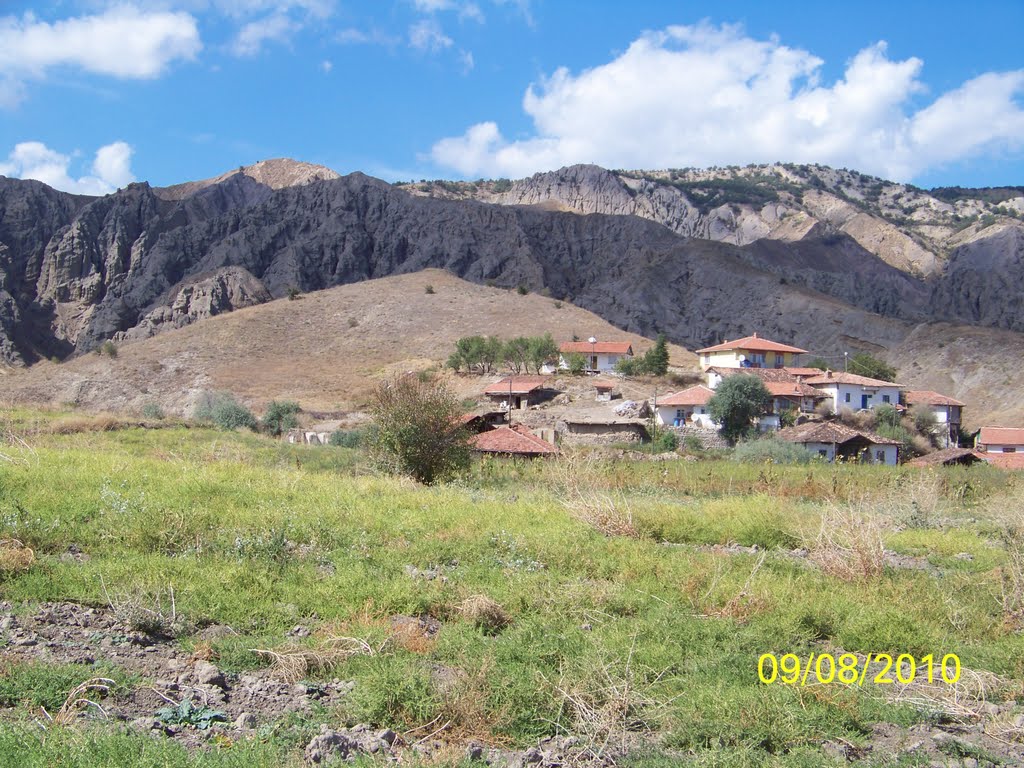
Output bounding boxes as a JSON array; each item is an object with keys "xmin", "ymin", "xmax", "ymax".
[{"xmin": 155, "ymin": 158, "xmax": 340, "ymax": 201}]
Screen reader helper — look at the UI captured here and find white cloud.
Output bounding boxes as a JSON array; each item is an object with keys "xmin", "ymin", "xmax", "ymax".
[
  {"xmin": 409, "ymin": 19, "xmax": 452, "ymax": 52},
  {"xmin": 430, "ymin": 23, "xmax": 1024, "ymax": 182},
  {"xmin": 231, "ymin": 11, "xmax": 296, "ymax": 55},
  {"xmin": 320, "ymin": 59, "xmax": 332, "ymax": 73},
  {"xmin": 0, "ymin": 140, "xmax": 135, "ymax": 195},
  {"xmin": 412, "ymin": 0, "xmax": 484, "ymax": 22},
  {"xmin": 0, "ymin": 7, "xmax": 200, "ymax": 104},
  {"xmin": 459, "ymin": 49, "xmax": 474, "ymax": 73}
]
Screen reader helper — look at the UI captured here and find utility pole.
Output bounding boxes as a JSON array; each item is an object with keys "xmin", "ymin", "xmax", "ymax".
[
  {"xmin": 844, "ymin": 351, "xmax": 848, "ymax": 372},
  {"xmin": 652, "ymin": 386, "xmax": 658, "ymax": 447},
  {"xmin": 508, "ymin": 375, "xmax": 513, "ymax": 427}
]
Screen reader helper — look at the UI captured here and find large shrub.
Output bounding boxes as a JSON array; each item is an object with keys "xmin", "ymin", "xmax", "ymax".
[
  {"xmin": 194, "ymin": 392, "xmax": 257, "ymax": 431},
  {"xmin": 733, "ymin": 437, "xmax": 813, "ymax": 465},
  {"xmin": 261, "ymin": 400, "xmax": 301, "ymax": 436},
  {"xmin": 368, "ymin": 374, "xmax": 471, "ymax": 485}
]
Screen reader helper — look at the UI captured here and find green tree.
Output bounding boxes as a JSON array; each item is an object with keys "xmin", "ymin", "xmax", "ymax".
[
  {"xmin": 642, "ymin": 334, "xmax": 670, "ymax": 375},
  {"xmin": 261, "ymin": 400, "xmax": 301, "ymax": 436},
  {"xmin": 566, "ymin": 352, "xmax": 587, "ymax": 376},
  {"xmin": 502, "ymin": 337, "xmax": 531, "ymax": 373},
  {"xmin": 368, "ymin": 374, "xmax": 471, "ymax": 485},
  {"xmin": 806, "ymin": 357, "xmax": 830, "ymax": 371},
  {"xmin": 194, "ymin": 392, "xmax": 257, "ymax": 431},
  {"xmin": 874, "ymin": 403, "xmax": 901, "ymax": 430},
  {"xmin": 910, "ymin": 405, "xmax": 938, "ymax": 440},
  {"xmin": 848, "ymin": 352, "xmax": 896, "ymax": 382},
  {"xmin": 708, "ymin": 374, "xmax": 771, "ymax": 444},
  {"xmin": 615, "ymin": 357, "xmax": 639, "ymax": 376},
  {"xmin": 526, "ymin": 333, "xmax": 558, "ymax": 374}
]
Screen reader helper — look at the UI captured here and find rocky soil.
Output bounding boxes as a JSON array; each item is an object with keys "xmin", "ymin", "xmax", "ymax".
[{"xmin": 2, "ymin": 598, "xmax": 1021, "ymax": 765}]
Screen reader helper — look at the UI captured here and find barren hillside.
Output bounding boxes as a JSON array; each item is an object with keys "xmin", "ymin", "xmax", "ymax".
[{"xmin": 0, "ymin": 270, "xmax": 693, "ymax": 416}]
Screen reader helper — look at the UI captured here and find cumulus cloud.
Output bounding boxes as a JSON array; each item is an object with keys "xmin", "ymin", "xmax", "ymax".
[
  {"xmin": 430, "ymin": 23, "xmax": 1024, "ymax": 181},
  {"xmin": 0, "ymin": 141, "xmax": 135, "ymax": 195},
  {"xmin": 409, "ymin": 19, "xmax": 453, "ymax": 52},
  {"xmin": 0, "ymin": 6, "xmax": 200, "ymax": 105},
  {"xmin": 232, "ymin": 11, "xmax": 296, "ymax": 55}
]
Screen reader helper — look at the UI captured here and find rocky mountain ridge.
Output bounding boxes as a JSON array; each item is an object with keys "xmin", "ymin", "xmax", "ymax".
[{"xmin": 0, "ymin": 159, "xmax": 1022, "ymax": 392}]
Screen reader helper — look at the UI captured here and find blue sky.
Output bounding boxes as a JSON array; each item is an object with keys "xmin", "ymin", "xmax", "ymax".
[{"xmin": 1, "ymin": 1, "xmax": 1023, "ymax": 194}]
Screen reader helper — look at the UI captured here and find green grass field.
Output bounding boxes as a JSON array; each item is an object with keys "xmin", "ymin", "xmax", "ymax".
[{"xmin": 1, "ymin": 410, "xmax": 1022, "ymax": 766}]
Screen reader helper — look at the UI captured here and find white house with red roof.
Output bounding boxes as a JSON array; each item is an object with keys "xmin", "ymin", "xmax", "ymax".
[
  {"xmin": 655, "ymin": 385, "xmax": 716, "ymax": 428},
  {"xmin": 903, "ymin": 390, "xmax": 965, "ymax": 447},
  {"xmin": 557, "ymin": 340, "xmax": 634, "ymax": 373},
  {"xmin": 697, "ymin": 333, "xmax": 808, "ymax": 371},
  {"xmin": 803, "ymin": 370, "xmax": 902, "ymax": 414},
  {"xmin": 976, "ymin": 427, "xmax": 1024, "ymax": 454}
]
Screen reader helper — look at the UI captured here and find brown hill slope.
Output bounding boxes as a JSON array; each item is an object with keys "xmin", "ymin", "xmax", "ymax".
[{"xmin": 1, "ymin": 270, "xmax": 693, "ymax": 415}]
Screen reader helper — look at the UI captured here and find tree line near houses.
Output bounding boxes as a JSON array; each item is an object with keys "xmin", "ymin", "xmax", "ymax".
[{"xmin": 445, "ymin": 333, "xmax": 671, "ymax": 376}]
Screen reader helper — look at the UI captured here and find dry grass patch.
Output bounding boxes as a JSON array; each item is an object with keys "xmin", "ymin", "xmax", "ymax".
[
  {"xmin": 0, "ymin": 538, "xmax": 35, "ymax": 576},
  {"xmin": 38, "ymin": 677, "xmax": 114, "ymax": 728},
  {"xmin": 808, "ymin": 504, "xmax": 886, "ymax": 582},
  {"xmin": 458, "ymin": 595, "xmax": 511, "ymax": 635},
  {"xmin": 554, "ymin": 448, "xmax": 640, "ymax": 538},
  {"xmin": 250, "ymin": 636, "xmax": 383, "ymax": 683}
]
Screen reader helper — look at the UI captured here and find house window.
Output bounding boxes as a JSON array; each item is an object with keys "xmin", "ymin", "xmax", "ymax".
[
  {"xmin": 844, "ymin": 393, "xmax": 851, "ymax": 403},
  {"xmin": 675, "ymin": 409, "xmax": 684, "ymax": 419},
  {"xmin": 749, "ymin": 353, "xmax": 765, "ymax": 368},
  {"xmin": 882, "ymin": 394, "xmax": 890, "ymax": 403},
  {"xmin": 875, "ymin": 450, "xmax": 885, "ymax": 463},
  {"xmin": 774, "ymin": 354, "xmax": 785, "ymax": 368},
  {"xmin": 818, "ymin": 449, "xmax": 828, "ymax": 458},
  {"xmin": 1006, "ymin": 446, "xmax": 1017, "ymax": 453},
  {"xmin": 703, "ymin": 354, "xmax": 710, "ymax": 365}
]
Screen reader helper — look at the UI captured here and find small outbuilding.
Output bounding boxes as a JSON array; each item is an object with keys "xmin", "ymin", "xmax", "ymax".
[
  {"xmin": 484, "ymin": 376, "xmax": 553, "ymax": 410},
  {"xmin": 775, "ymin": 422, "xmax": 901, "ymax": 465},
  {"xmin": 470, "ymin": 424, "xmax": 558, "ymax": 457}
]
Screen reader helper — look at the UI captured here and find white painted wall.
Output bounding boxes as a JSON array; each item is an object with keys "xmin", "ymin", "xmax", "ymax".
[
  {"xmin": 655, "ymin": 405, "xmax": 716, "ymax": 429},
  {"xmin": 557, "ymin": 352, "xmax": 629, "ymax": 373},
  {"xmin": 814, "ymin": 383, "xmax": 900, "ymax": 413}
]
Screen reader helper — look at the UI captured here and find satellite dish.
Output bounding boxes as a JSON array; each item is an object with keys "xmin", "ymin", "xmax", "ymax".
[{"xmin": 738, "ymin": 355, "xmax": 746, "ymax": 362}]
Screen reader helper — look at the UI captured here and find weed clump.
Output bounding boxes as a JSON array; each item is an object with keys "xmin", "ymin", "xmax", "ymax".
[
  {"xmin": 459, "ymin": 594, "xmax": 511, "ymax": 635},
  {"xmin": 809, "ymin": 504, "xmax": 886, "ymax": 581},
  {"xmin": 0, "ymin": 538, "xmax": 34, "ymax": 577}
]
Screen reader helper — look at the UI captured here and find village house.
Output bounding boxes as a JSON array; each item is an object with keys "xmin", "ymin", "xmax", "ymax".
[
  {"xmin": 802, "ymin": 370, "xmax": 902, "ymax": 414},
  {"xmin": 484, "ymin": 376, "xmax": 553, "ymax": 410},
  {"xmin": 697, "ymin": 333, "xmax": 808, "ymax": 371},
  {"xmin": 654, "ymin": 385, "xmax": 716, "ymax": 428},
  {"xmin": 975, "ymin": 427, "xmax": 1024, "ymax": 453},
  {"xmin": 557, "ymin": 340, "xmax": 633, "ymax": 373},
  {"xmin": 903, "ymin": 390, "xmax": 964, "ymax": 448},
  {"xmin": 775, "ymin": 422, "xmax": 901, "ymax": 465},
  {"xmin": 758, "ymin": 381, "xmax": 830, "ymax": 430}
]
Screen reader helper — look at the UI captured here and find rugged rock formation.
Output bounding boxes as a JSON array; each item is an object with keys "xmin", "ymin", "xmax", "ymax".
[
  {"xmin": 114, "ymin": 266, "xmax": 272, "ymax": 342},
  {"xmin": 0, "ymin": 159, "xmax": 1023, "ymax": 372}
]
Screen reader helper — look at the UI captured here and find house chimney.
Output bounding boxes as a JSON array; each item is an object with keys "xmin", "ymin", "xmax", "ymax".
[
  {"xmin": 753, "ymin": 332, "xmax": 758, "ymax": 338},
  {"xmin": 826, "ymin": 370, "xmax": 832, "ymax": 379}
]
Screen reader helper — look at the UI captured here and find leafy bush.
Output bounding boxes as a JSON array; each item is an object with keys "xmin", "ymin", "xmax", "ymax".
[
  {"xmin": 847, "ymin": 352, "xmax": 896, "ymax": 382},
  {"xmin": 368, "ymin": 374, "xmax": 471, "ymax": 484},
  {"xmin": 650, "ymin": 430, "xmax": 678, "ymax": 453},
  {"xmin": 141, "ymin": 402, "xmax": 164, "ymax": 420},
  {"xmin": 194, "ymin": 392, "xmax": 257, "ymax": 431},
  {"xmin": 424, "ymin": 284, "xmax": 435, "ymax": 294},
  {"xmin": 261, "ymin": 400, "xmax": 301, "ymax": 436},
  {"xmin": 876, "ymin": 424, "xmax": 916, "ymax": 460},
  {"xmin": 492, "ymin": 178, "xmax": 512, "ymax": 193},
  {"xmin": 329, "ymin": 429, "xmax": 365, "ymax": 448},
  {"xmin": 910, "ymin": 405, "xmax": 937, "ymax": 438},
  {"xmin": 683, "ymin": 435, "xmax": 704, "ymax": 452},
  {"xmin": 156, "ymin": 698, "xmax": 226, "ymax": 730},
  {"xmin": 733, "ymin": 437, "xmax": 813, "ymax": 465},
  {"xmin": 516, "ymin": 284, "xmax": 529, "ymax": 295},
  {"xmin": 874, "ymin": 403, "xmax": 901, "ymax": 430},
  {"xmin": 95, "ymin": 340, "xmax": 118, "ymax": 358}
]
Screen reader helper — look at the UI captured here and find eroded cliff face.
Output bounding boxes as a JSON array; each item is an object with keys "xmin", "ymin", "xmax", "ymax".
[{"xmin": 0, "ymin": 160, "xmax": 1022, "ymax": 368}]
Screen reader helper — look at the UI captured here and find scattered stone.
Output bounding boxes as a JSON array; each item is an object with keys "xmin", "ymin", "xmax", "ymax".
[
  {"xmin": 193, "ymin": 661, "xmax": 224, "ymax": 688},
  {"xmin": 234, "ymin": 712, "xmax": 257, "ymax": 730},
  {"xmin": 288, "ymin": 625, "xmax": 311, "ymax": 638}
]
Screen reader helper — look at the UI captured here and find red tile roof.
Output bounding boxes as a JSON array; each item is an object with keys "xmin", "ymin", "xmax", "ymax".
[
  {"xmin": 658, "ymin": 385, "xmax": 714, "ymax": 406},
  {"xmin": 708, "ymin": 366, "xmax": 801, "ymax": 383},
  {"xmin": 776, "ymin": 422, "xmax": 902, "ymax": 446},
  {"xmin": 697, "ymin": 334, "xmax": 808, "ymax": 355},
  {"xmin": 975, "ymin": 451, "xmax": 1024, "ymax": 470},
  {"xmin": 904, "ymin": 390, "xmax": 965, "ymax": 408},
  {"xmin": 977, "ymin": 427, "xmax": 1024, "ymax": 447},
  {"xmin": 593, "ymin": 380, "xmax": 616, "ymax": 391},
  {"xmin": 559, "ymin": 341, "xmax": 634, "ymax": 355},
  {"xmin": 484, "ymin": 376, "xmax": 550, "ymax": 395},
  {"xmin": 784, "ymin": 367, "xmax": 825, "ymax": 377},
  {"xmin": 764, "ymin": 381, "xmax": 828, "ymax": 398},
  {"xmin": 804, "ymin": 371, "xmax": 902, "ymax": 387},
  {"xmin": 470, "ymin": 424, "xmax": 557, "ymax": 455}
]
